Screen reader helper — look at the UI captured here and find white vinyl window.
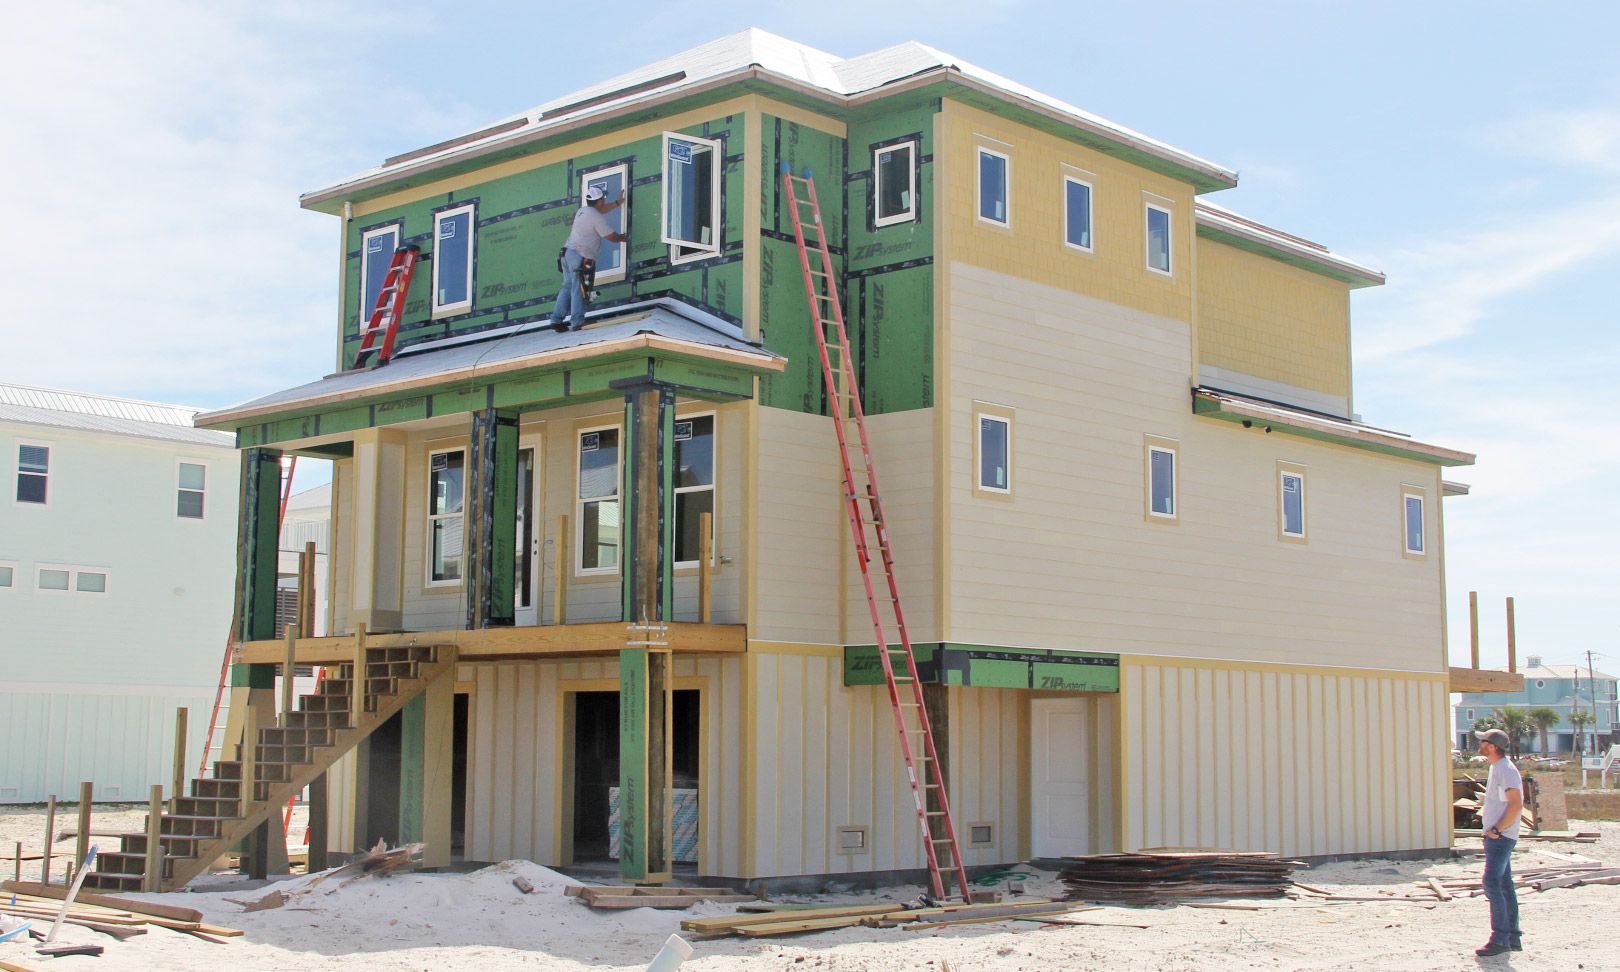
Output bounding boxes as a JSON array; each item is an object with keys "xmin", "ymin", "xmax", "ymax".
[
  {"xmin": 177, "ymin": 461, "xmax": 206, "ymax": 519},
  {"xmin": 1402, "ymin": 487, "xmax": 1426, "ymax": 556},
  {"xmin": 580, "ymin": 164, "xmax": 628, "ymax": 282},
  {"xmin": 873, "ymin": 141, "xmax": 917, "ymax": 227},
  {"xmin": 36, "ymin": 564, "xmax": 108, "ymax": 595},
  {"xmin": 1279, "ymin": 466, "xmax": 1306, "ymax": 540},
  {"xmin": 976, "ymin": 414, "xmax": 1011, "ymax": 494},
  {"xmin": 577, "ymin": 426, "xmax": 622, "ymax": 574},
  {"xmin": 431, "ymin": 203, "xmax": 475, "ymax": 317},
  {"xmin": 661, "ymin": 132, "xmax": 722, "ymax": 262},
  {"xmin": 0, "ymin": 561, "xmax": 15, "ymax": 588},
  {"xmin": 1063, "ymin": 175, "xmax": 1093, "ymax": 251},
  {"xmin": 359, "ymin": 223, "xmax": 402, "ymax": 320},
  {"xmin": 16, "ymin": 443, "xmax": 49, "ymax": 504},
  {"xmin": 674, "ymin": 415, "xmax": 715, "ymax": 566},
  {"xmin": 1145, "ymin": 202, "xmax": 1172, "ymax": 275},
  {"xmin": 977, "ymin": 147, "xmax": 1009, "ymax": 226},
  {"xmin": 426, "ymin": 449, "xmax": 465, "ymax": 586},
  {"xmin": 1146, "ymin": 438, "xmax": 1178, "ymax": 520}
]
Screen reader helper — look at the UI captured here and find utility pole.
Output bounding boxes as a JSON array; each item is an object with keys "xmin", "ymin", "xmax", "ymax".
[{"xmin": 1587, "ymin": 649, "xmax": 1600, "ymax": 756}]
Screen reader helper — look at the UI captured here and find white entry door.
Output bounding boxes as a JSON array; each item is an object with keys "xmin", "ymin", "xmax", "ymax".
[
  {"xmin": 1031, "ymin": 697, "xmax": 1091, "ymax": 858},
  {"xmin": 513, "ymin": 438, "xmax": 542, "ymax": 626}
]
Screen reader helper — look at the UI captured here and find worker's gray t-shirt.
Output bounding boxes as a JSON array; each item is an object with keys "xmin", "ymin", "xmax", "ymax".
[
  {"xmin": 1484, "ymin": 758, "xmax": 1523, "ymax": 839},
  {"xmin": 565, "ymin": 206, "xmax": 615, "ymax": 261}
]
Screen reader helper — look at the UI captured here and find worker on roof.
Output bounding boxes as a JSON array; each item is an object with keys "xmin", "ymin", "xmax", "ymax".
[{"xmin": 550, "ymin": 184, "xmax": 627, "ymax": 332}]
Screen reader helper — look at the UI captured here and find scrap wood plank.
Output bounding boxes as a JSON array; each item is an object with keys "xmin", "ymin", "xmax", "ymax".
[
  {"xmin": 574, "ymin": 885, "xmax": 757, "ymax": 909},
  {"xmin": 681, "ymin": 903, "xmax": 902, "ymax": 933},
  {"xmin": 902, "ymin": 906, "xmax": 1096, "ymax": 931},
  {"xmin": 1016, "ymin": 914, "xmax": 1152, "ymax": 929},
  {"xmin": 1531, "ymin": 868, "xmax": 1620, "ymax": 891},
  {"xmin": 0, "ymin": 961, "xmax": 43, "ymax": 972},
  {"xmin": 736, "ymin": 914, "xmax": 887, "ymax": 937},
  {"xmin": 2, "ymin": 880, "xmax": 204, "ymax": 923},
  {"xmin": 1426, "ymin": 879, "xmax": 1452, "ymax": 901}
]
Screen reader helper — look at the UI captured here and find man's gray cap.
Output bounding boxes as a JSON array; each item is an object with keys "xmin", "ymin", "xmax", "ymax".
[{"xmin": 1475, "ymin": 728, "xmax": 1511, "ymax": 751}]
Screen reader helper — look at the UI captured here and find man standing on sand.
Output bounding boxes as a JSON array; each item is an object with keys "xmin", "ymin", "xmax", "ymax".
[
  {"xmin": 550, "ymin": 185, "xmax": 627, "ymax": 332},
  {"xmin": 1473, "ymin": 727, "xmax": 1523, "ymax": 957}
]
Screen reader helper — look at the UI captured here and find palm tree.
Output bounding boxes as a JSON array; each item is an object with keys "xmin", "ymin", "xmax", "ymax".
[
  {"xmin": 1570, "ymin": 709, "xmax": 1596, "ymax": 756},
  {"xmin": 1528, "ymin": 707, "xmax": 1561, "ymax": 755},
  {"xmin": 1494, "ymin": 706, "xmax": 1533, "ymax": 758}
]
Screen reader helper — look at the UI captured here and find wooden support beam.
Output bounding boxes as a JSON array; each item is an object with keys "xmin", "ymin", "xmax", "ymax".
[
  {"xmin": 42, "ymin": 795, "xmax": 55, "ymax": 884},
  {"xmin": 698, "ymin": 511, "xmax": 713, "ymax": 624},
  {"xmin": 74, "ymin": 782, "xmax": 92, "ymax": 882},
  {"xmin": 171, "ymin": 710, "xmax": 188, "ymax": 813},
  {"xmin": 1506, "ymin": 596, "xmax": 1517, "ymax": 673},
  {"xmin": 552, "ymin": 515, "xmax": 568, "ymax": 625},
  {"xmin": 281, "ymin": 624, "xmax": 297, "ymax": 722},
  {"xmin": 143, "ymin": 785, "xmax": 163, "ymax": 893},
  {"xmin": 238, "ymin": 708, "xmax": 257, "ymax": 820},
  {"xmin": 238, "ymin": 620, "xmax": 747, "ymax": 664},
  {"xmin": 1468, "ymin": 591, "xmax": 1479, "ymax": 670},
  {"xmin": 1449, "ymin": 667, "xmax": 1526, "ymax": 694},
  {"xmin": 299, "ymin": 541, "xmax": 317, "ymax": 638},
  {"xmin": 352, "ymin": 621, "xmax": 368, "ymax": 728}
]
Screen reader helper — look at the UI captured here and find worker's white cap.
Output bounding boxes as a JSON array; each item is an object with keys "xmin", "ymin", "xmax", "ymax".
[{"xmin": 585, "ymin": 185, "xmax": 607, "ymax": 202}]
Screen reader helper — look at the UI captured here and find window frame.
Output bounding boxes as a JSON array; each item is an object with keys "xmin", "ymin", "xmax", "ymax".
[
  {"xmin": 673, "ymin": 411, "xmax": 717, "ymax": 569},
  {"xmin": 579, "ymin": 164, "xmax": 630, "ymax": 284},
  {"xmin": 15, "ymin": 440, "xmax": 50, "ymax": 506},
  {"xmin": 661, "ymin": 131, "xmax": 723, "ymax": 263},
  {"xmin": 1144, "ymin": 199, "xmax": 1173, "ymax": 276},
  {"xmin": 1061, "ymin": 172, "xmax": 1095, "ymax": 253},
  {"xmin": 424, "ymin": 447, "xmax": 467, "ymax": 589},
  {"xmin": 575, "ymin": 422, "xmax": 623, "ymax": 577},
  {"xmin": 976, "ymin": 146, "xmax": 1011, "ymax": 228},
  {"xmin": 358, "ymin": 222, "xmax": 403, "ymax": 322},
  {"xmin": 35, "ymin": 563, "xmax": 109, "ymax": 596},
  {"xmin": 1401, "ymin": 486, "xmax": 1427, "ymax": 558},
  {"xmin": 872, "ymin": 140, "xmax": 918, "ymax": 228},
  {"xmin": 1144, "ymin": 435, "xmax": 1179, "ymax": 522},
  {"xmin": 1277, "ymin": 462, "xmax": 1307, "ymax": 542},
  {"xmin": 175, "ymin": 459, "xmax": 207, "ymax": 520},
  {"xmin": 430, "ymin": 202, "xmax": 476, "ymax": 319},
  {"xmin": 972, "ymin": 405, "xmax": 1014, "ymax": 498}
]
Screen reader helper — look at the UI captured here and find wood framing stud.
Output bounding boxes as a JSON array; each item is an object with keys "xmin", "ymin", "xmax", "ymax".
[
  {"xmin": 352, "ymin": 622, "xmax": 368, "ymax": 727},
  {"xmin": 553, "ymin": 515, "xmax": 569, "ymax": 625},
  {"xmin": 74, "ymin": 782, "xmax": 92, "ymax": 881},
  {"xmin": 143, "ymin": 785, "xmax": 163, "ymax": 892},
  {"xmin": 42, "ymin": 795, "xmax": 56, "ymax": 884},
  {"xmin": 1506, "ymin": 596, "xmax": 1517, "ymax": 673},
  {"xmin": 171, "ymin": 709, "xmax": 188, "ymax": 814},
  {"xmin": 1468, "ymin": 591, "xmax": 1480, "ymax": 670},
  {"xmin": 699, "ymin": 511, "xmax": 713, "ymax": 624},
  {"xmin": 282, "ymin": 624, "xmax": 297, "ymax": 720}
]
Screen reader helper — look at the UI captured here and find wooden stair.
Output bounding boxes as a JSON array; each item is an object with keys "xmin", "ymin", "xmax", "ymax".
[{"xmin": 83, "ymin": 643, "xmax": 457, "ymax": 892}]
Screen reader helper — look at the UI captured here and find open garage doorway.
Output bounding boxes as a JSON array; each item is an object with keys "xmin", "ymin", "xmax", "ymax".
[{"xmin": 567, "ymin": 689, "xmax": 700, "ymax": 865}]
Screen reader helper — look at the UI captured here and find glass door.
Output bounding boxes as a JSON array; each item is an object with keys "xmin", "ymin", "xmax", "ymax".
[{"xmin": 514, "ymin": 444, "xmax": 540, "ymax": 625}]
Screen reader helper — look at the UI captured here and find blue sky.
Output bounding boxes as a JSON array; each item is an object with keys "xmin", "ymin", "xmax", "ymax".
[{"xmin": 3, "ymin": 2, "xmax": 1616, "ymax": 673}]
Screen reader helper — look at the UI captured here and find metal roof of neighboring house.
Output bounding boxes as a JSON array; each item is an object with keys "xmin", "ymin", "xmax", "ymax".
[
  {"xmin": 285, "ymin": 482, "xmax": 332, "ymax": 513},
  {"xmin": 196, "ymin": 299, "xmax": 784, "ymax": 428},
  {"xmin": 302, "ymin": 28, "xmax": 1237, "ymax": 207},
  {"xmin": 1195, "ymin": 202, "xmax": 1386, "ymax": 288},
  {"xmin": 1518, "ymin": 664, "xmax": 1617, "ymax": 683},
  {"xmin": 0, "ymin": 382, "xmax": 234, "ymax": 448}
]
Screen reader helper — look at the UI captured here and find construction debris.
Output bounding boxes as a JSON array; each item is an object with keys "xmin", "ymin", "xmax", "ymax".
[
  {"xmin": 0, "ymin": 881, "xmax": 240, "ymax": 943},
  {"xmin": 567, "ymin": 885, "xmax": 759, "ymax": 909},
  {"xmin": 228, "ymin": 841, "xmax": 425, "ymax": 912},
  {"xmin": 1453, "ymin": 828, "xmax": 1599, "ymax": 842},
  {"xmin": 1058, "ymin": 852, "xmax": 1305, "ymax": 905},
  {"xmin": 680, "ymin": 898, "xmax": 1095, "ymax": 937}
]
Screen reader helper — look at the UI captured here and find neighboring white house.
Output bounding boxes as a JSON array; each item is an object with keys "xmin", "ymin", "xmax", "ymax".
[{"xmin": 0, "ymin": 383, "xmax": 239, "ymax": 803}]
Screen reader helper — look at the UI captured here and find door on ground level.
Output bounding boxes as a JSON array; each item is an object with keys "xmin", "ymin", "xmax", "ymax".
[
  {"xmin": 514, "ymin": 441, "xmax": 541, "ymax": 626},
  {"xmin": 1031, "ymin": 697, "xmax": 1091, "ymax": 858}
]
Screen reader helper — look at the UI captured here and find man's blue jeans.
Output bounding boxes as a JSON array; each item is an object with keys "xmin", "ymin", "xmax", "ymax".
[
  {"xmin": 551, "ymin": 248, "xmax": 587, "ymax": 329},
  {"xmin": 1482, "ymin": 834, "xmax": 1520, "ymax": 946}
]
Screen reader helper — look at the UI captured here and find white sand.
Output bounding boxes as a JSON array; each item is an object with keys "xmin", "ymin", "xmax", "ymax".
[{"xmin": 2, "ymin": 808, "xmax": 1615, "ymax": 971}]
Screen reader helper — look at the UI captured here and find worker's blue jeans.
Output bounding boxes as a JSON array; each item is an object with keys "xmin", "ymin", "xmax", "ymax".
[
  {"xmin": 550, "ymin": 248, "xmax": 588, "ymax": 329},
  {"xmin": 1482, "ymin": 835, "xmax": 1520, "ymax": 946}
]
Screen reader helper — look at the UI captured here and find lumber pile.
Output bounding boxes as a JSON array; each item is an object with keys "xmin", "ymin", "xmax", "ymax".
[
  {"xmin": 566, "ymin": 885, "xmax": 759, "ymax": 910},
  {"xmin": 0, "ymin": 880, "xmax": 242, "ymax": 944},
  {"xmin": 1058, "ymin": 852, "xmax": 1304, "ymax": 905},
  {"xmin": 681, "ymin": 898, "xmax": 1091, "ymax": 937},
  {"xmin": 1453, "ymin": 827, "xmax": 1599, "ymax": 843},
  {"xmin": 1452, "ymin": 775, "xmax": 1538, "ymax": 832},
  {"xmin": 1423, "ymin": 862, "xmax": 1620, "ymax": 897}
]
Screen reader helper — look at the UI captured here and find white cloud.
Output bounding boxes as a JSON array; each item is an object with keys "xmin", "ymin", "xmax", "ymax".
[{"xmin": 1485, "ymin": 106, "xmax": 1620, "ymax": 176}]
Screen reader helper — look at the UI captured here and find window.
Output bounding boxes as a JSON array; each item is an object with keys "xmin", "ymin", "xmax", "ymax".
[
  {"xmin": 975, "ymin": 411, "xmax": 1011, "ymax": 495},
  {"xmin": 577, "ymin": 427, "xmax": 621, "ymax": 573},
  {"xmin": 674, "ymin": 415, "xmax": 715, "ymax": 566},
  {"xmin": 359, "ymin": 223, "xmax": 402, "ymax": 320},
  {"xmin": 1063, "ymin": 175, "xmax": 1093, "ymax": 251},
  {"xmin": 1145, "ymin": 436, "xmax": 1178, "ymax": 520},
  {"xmin": 36, "ymin": 565, "xmax": 108, "ymax": 595},
  {"xmin": 1278, "ymin": 464, "xmax": 1306, "ymax": 541},
  {"xmin": 1466, "ymin": 709, "xmax": 1475, "ymax": 721},
  {"xmin": 1402, "ymin": 488, "xmax": 1426, "ymax": 556},
  {"xmin": 661, "ymin": 132, "xmax": 721, "ymax": 261},
  {"xmin": 0, "ymin": 562, "xmax": 14, "ymax": 588},
  {"xmin": 431, "ymin": 203, "xmax": 475, "ymax": 317},
  {"xmin": 977, "ymin": 147, "xmax": 1009, "ymax": 225},
  {"xmin": 427, "ymin": 449, "xmax": 464, "ymax": 586},
  {"xmin": 16, "ymin": 443, "xmax": 48, "ymax": 504},
  {"xmin": 1145, "ymin": 202, "xmax": 1172, "ymax": 275},
  {"xmin": 873, "ymin": 141, "xmax": 916, "ymax": 227},
  {"xmin": 177, "ymin": 462, "xmax": 206, "ymax": 519},
  {"xmin": 580, "ymin": 165, "xmax": 628, "ymax": 282}
]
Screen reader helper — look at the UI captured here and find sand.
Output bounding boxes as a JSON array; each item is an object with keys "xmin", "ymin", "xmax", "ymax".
[{"xmin": 2, "ymin": 807, "xmax": 1615, "ymax": 971}]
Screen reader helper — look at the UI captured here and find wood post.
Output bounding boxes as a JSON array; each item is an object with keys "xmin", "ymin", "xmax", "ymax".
[
  {"xmin": 553, "ymin": 515, "xmax": 568, "ymax": 625},
  {"xmin": 239, "ymin": 707, "xmax": 257, "ymax": 810},
  {"xmin": 300, "ymin": 540, "xmax": 317, "ymax": 638},
  {"xmin": 42, "ymin": 795, "xmax": 55, "ymax": 884},
  {"xmin": 74, "ymin": 782, "xmax": 91, "ymax": 882},
  {"xmin": 12, "ymin": 841, "xmax": 19, "ymax": 883},
  {"xmin": 352, "ymin": 621, "xmax": 368, "ymax": 726},
  {"xmin": 281, "ymin": 623, "xmax": 297, "ymax": 722},
  {"xmin": 1468, "ymin": 591, "xmax": 1479, "ymax": 669},
  {"xmin": 143, "ymin": 785, "xmax": 163, "ymax": 892},
  {"xmin": 698, "ymin": 511, "xmax": 713, "ymax": 624},
  {"xmin": 1506, "ymin": 596, "xmax": 1517, "ymax": 673},
  {"xmin": 171, "ymin": 709, "xmax": 189, "ymax": 813}
]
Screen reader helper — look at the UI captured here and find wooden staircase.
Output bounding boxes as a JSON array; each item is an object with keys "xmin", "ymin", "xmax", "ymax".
[{"xmin": 83, "ymin": 643, "xmax": 457, "ymax": 893}]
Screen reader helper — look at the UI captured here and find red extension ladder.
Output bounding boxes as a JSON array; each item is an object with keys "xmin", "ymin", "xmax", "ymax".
[
  {"xmin": 780, "ymin": 163, "xmax": 972, "ymax": 903},
  {"xmin": 352, "ymin": 244, "xmax": 423, "ymax": 369}
]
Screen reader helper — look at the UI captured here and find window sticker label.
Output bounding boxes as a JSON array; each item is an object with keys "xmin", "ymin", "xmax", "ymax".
[
  {"xmin": 367, "ymin": 236, "xmax": 386, "ymax": 253},
  {"xmin": 431, "ymin": 453, "xmax": 448, "ymax": 472},
  {"xmin": 581, "ymin": 432, "xmax": 600, "ymax": 453},
  {"xmin": 674, "ymin": 421, "xmax": 693, "ymax": 442},
  {"xmin": 439, "ymin": 221, "xmax": 456, "ymax": 239},
  {"xmin": 668, "ymin": 140, "xmax": 692, "ymax": 163}
]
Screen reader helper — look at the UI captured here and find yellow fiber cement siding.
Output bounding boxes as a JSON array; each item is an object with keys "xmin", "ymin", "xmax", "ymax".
[
  {"xmin": 1119, "ymin": 658, "xmax": 1449, "ymax": 855},
  {"xmin": 1197, "ymin": 237, "xmax": 1353, "ymax": 401}
]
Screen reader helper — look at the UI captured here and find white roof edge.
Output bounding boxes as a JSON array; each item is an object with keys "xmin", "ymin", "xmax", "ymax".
[
  {"xmin": 1195, "ymin": 203, "xmax": 1384, "ymax": 284},
  {"xmin": 1195, "ymin": 388, "xmax": 1474, "ymax": 465}
]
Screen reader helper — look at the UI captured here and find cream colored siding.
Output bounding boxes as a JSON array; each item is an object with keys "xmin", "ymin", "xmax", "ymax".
[
  {"xmin": 754, "ymin": 409, "xmax": 844, "ymax": 645},
  {"xmin": 329, "ymin": 459, "xmax": 353, "ymax": 631},
  {"xmin": 323, "ymin": 749, "xmax": 358, "ymax": 854},
  {"xmin": 1121, "ymin": 658, "xmax": 1447, "ymax": 855},
  {"xmin": 947, "ymin": 687, "xmax": 1024, "ymax": 865},
  {"xmin": 945, "ymin": 260, "xmax": 1446, "ymax": 674},
  {"xmin": 842, "ymin": 409, "xmax": 939, "ymax": 645}
]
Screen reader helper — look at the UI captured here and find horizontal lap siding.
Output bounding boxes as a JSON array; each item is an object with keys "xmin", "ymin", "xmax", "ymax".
[
  {"xmin": 755, "ymin": 409, "xmax": 844, "ymax": 645},
  {"xmin": 843, "ymin": 409, "xmax": 938, "ymax": 645}
]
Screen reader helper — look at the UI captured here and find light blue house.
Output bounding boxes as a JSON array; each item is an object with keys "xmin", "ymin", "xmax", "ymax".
[{"xmin": 1455, "ymin": 656, "xmax": 1618, "ymax": 753}]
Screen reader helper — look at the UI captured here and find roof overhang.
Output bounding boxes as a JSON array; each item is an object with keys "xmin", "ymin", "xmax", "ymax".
[
  {"xmin": 1193, "ymin": 388, "xmax": 1475, "ymax": 466},
  {"xmin": 1196, "ymin": 205, "xmax": 1385, "ymax": 288}
]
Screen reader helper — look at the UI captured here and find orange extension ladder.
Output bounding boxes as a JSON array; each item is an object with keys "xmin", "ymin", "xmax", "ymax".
[
  {"xmin": 780, "ymin": 163, "xmax": 972, "ymax": 903},
  {"xmin": 352, "ymin": 244, "xmax": 423, "ymax": 369}
]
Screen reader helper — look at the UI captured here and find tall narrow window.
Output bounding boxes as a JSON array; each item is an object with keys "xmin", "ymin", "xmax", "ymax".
[
  {"xmin": 1403, "ymin": 489, "xmax": 1426, "ymax": 555},
  {"xmin": 975, "ymin": 411, "xmax": 1012, "ymax": 495},
  {"xmin": 662, "ymin": 132, "xmax": 721, "ymax": 261},
  {"xmin": 177, "ymin": 462, "xmax": 206, "ymax": 519},
  {"xmin": 873, "ymin": 141, "xmax": 917, "ymax": 227},
  {"xmin": 432, "ymin": 203, "xmax": 475, "ymax": 317},
  {"xmin": 359, "ymin": 224, "xmax": 401, "ymax": 320},
  {"xmin": 427, "ymin": 450, "xmax": 465, "ymax": 585},
  {"xmin": 16, "ymin": 444, "xmax": 48, "ymax": 504},
  {"xmin": 578, "ymin": 428, "xmax": 621, "ymax": 573},
  {"xmin": 580, "ymin": 165, "xmax": 628, "ymax": 282},
  {"xmin": 674, "ymin": 415, "xmax": 715, "ymax": 565},
  {"xmin": 1145, "ymin": 437, "xmax": 1178, "ymax": 520},
  {"xmin": 1063, "ymin": 175, "xmax": 1093, "ymax": 251},
  {"xmin": 978, "ymin": 148, "xmax": 1009, "ymax": 225},
  {"xmin": 1279, "ymin": 466, "xmax": 1306, "ymax": 540},
  {"xmin": 1146, "ymin": 203, "xmax": 1172, "ymax": 274}
]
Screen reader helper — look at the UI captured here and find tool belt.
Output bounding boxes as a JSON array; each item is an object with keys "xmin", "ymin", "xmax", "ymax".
[{"xmin": 557, "ymin": 248, "xmax": 598, "ymax": 301}]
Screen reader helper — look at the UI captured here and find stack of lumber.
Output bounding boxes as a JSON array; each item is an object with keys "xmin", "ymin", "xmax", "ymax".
[
  {"xmin": 0, "ymin": 880, "xmax": 242, "ymax": 944},
  {"xmin": 1058, "ymin": 852, "xmax": 1304, "ymax": 905},
  {"xmin": 1452, "ymin": 775, "xmax": 1538, "ymax": 832},
  {"xmin": 1425, "ymin": 861, "xmax": 1620, "ymax": 897},
  {"xmin": 681, "ymin": 898, "xmax": 1092, "ymax": 937},
  {"xmin": 566, "ymin": 885, "xmax": 758, "ymax": 910}
]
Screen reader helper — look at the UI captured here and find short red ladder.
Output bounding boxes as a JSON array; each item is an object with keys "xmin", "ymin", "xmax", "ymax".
[{"xmin": 352, "ymin": 245, "xmax": 423, "ymax": 369}]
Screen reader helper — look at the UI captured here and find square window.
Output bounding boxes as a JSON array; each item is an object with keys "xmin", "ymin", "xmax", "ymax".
[
  {"xmin": 177, "ymin": 461, "xmax": 206, "ymax": 519},
  {"xmin": 427, "ymin": 450, "xmax": 465, "ymax": 585},
  {"xmin": 977, "ymin": 413, "xmax": 1011, "ymax": 494},
  {"xmin": 1146, "ymin": 203, "xmax": 1172, "ymax": 274},
  {"xmin": 359, "ymin": 224, "xmax": 402, "ymax": 321},
  {"xmin": 1063, "ymin": 176, "xmax": 1093, "ymax": 250},
  {"xmin": 578, "ymin": 428, "xmax": 621, "ymax": 573},
  {"xmin": 873, "ymin": 142, "xmax": 917, "ymax": 227},
  {"xmin": 1403, "ymin": 491, "xmax": 1426, "ymax": 555},
  {"xmin": 1146, "ymin": 441, "xmax": 1177, "ymax": 519},
  {"xmin": 1279, "ymin": 467, "xmax": 1306, "ymax": 539},
  {"xmin": 978, "ymin": 148, "xmax": 1009, "ymax": 225},
  {"xmin": 662, "ymin": 132, "xmax": 722, "ymax": 260},
  {"xmin": 17, "ymin": 443, "xmax": 48, "ymax": 504},
  {"xmin": 580, "ymin": 165, "xmax": 628, "ymax": 282},
  {"xmin": 432, "ymin": 203, "xmax": 475, "ymax": 316},
  {"xmin": 674, "ymin": 415, "xmax": 715, "ymax": 566}
]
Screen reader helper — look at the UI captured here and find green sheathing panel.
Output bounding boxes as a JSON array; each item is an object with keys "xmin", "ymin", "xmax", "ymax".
[
  {"xmin": 758, "ymin": 114, "xmax": 847, "ymax": 414},
  {"xmin": 398, "ymin": 695, "xmax": 425, "ymax": 843},
  {"xmin": 844, "ymin": 643, "xmax": 1120, "ymax": 692},
  {"xmin": 1192, "ymin": 396, "xmax": 1464, "ymax": 465},
  {"xmin": 466, "ymin": 409, "xmax": 519, "ymax": 629},
  {"xmin": 339, "ymin": 115, "xmax": 748, "ymax": 370},
  {"xmin": 845, "ymin": 100, "xmax": 938, "ymax": 414},
  {"xmin": 617, "ymin": 648, "xmax": 650, "ymax": 879},
  {"xmin": 236, "ymin": 448, "xmax": 283, "ymax": 643}
]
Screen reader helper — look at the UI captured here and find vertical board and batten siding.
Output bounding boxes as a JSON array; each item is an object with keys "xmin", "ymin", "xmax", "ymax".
[
  {"xmin": 323, "ymin": 749, "xmax": 359, "ymax": 854},
  {"xmin": 462, "ymin": 655, "xmax": 742, "ymax": 876},
  {"xmin": 329, "ymin": 460, "xmax": 353, "ymax": 631},
  {"xmin": 1120, "ymin": 659, "xmax": 1449, "ymax": 855}
]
